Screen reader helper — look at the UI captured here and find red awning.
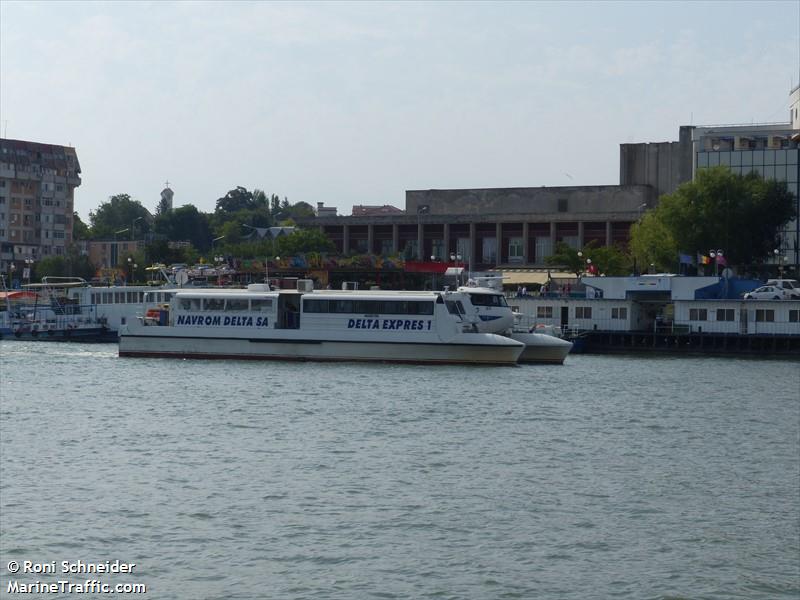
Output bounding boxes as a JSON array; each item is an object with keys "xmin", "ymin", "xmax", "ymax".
[{"xmin": 0, "ymin": 291, "xmax": 39, "ymax": 300}]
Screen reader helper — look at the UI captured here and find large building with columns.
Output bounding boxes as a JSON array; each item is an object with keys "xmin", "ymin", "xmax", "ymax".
[{"xmin": 309, "ymin": 184, "xmax": 653, "ymax": 270}]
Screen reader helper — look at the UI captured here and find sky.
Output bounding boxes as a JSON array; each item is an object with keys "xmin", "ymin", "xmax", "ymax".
[{"xmin": 1, "ymin": 1, "xmax": 799, "ymax": 221}]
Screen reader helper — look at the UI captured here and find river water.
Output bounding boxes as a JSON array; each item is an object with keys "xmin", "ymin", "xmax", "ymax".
[{"xmin": 0, "ymin": 342, "xmax": 798, "ymax": 599}]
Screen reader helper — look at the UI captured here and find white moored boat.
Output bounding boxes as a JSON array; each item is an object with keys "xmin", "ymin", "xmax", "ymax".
[
  {"xmin": 118, "ymin": 282, "xmax": 524, "ymax": 365},
  {"xmin": 456, "ymin": 284, "xmax": 573, "ymax": 364}
]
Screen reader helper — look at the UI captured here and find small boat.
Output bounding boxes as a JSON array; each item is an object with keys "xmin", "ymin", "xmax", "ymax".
[{"xmin": 119, "ymin": 282, "xmax": 525, "ymax": 365}]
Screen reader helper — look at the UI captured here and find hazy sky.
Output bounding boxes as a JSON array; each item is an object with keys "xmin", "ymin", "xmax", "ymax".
[{"xmin": 1, "ymin": 1, "xmax": 798, "ymax": 221}]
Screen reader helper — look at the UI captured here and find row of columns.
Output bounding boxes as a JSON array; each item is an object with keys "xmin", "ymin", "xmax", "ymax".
[{"xmin": 336, "ymin": 221, "xmax": 617, "ymax": 260}]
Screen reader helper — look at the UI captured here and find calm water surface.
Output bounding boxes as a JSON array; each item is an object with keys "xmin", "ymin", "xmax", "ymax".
[{"xmin": 0, "ymin": 342, "xmax": 798, "ymax": 599}]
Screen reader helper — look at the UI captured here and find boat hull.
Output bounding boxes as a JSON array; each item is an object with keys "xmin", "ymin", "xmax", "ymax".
[
  {"xmin": 508, "ymin": 332, "xmax": 573, "ymax": 364},
  {"xmin": 119, "ymin": 332, "xmax": 523, "ymax": 365},
  {"xmin": 0, "ymin": 326, "xmax": 117, "ymax": 343}
]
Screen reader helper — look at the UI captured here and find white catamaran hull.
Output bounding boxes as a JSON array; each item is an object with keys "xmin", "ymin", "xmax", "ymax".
[
  {"xmin": 119, "ymin": 328, "xmax": 524, "ymax": 365},
  {"xmin": 508, "ymin": 332, "xmax": 573, "ymax": 364}
]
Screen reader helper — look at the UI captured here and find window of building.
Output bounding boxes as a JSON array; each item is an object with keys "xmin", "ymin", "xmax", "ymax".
[
  {"xmin": 575, "ymin": 306, "xmax": 592, "ymax": 319},
  {"xmin": 558, "ymin": 199, "xmax": 568, "ymax": 213},
  {"xmin": 755, "ymin": 309, "xmax": 775, "ymax": 322},
  {"xmin": 508, "ymin": 237, "xmax": 523, "ymax": 262},
  {"xmin": 430, "ymin": 239, "xmax": 445, "ymax": 260},
  {"xmin": 790, "ymin": 310, "xmax": 799, "ymax": 323},
  {"xmin": 689, "ymin": 308, "xmax": 708, "ymax": 321},
  {"xmin": 716, "ymin": 308, "xmax": 735, "ymax": 322},
  {"xmin": 611, "ymin": 307, "xmax": 628, "ymax": 319},
  {"xmin": 537, "ymin": 306, "xmax": 553, "ymax": 318}
]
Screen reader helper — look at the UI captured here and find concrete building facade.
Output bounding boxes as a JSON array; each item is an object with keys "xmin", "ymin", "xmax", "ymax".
[
  {"xmin": 310, "ymin": 185, "xmax": 652, "ymax": 270},
  {"xmin": 621, "ymin": 110, "xmax": 800, "ymax": 269},
  {"xmin": 0, "ymin": 138, "xmax": 81, "ymax": 275}
]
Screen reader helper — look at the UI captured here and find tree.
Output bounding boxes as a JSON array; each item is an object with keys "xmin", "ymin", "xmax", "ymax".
[
  {"xmin": 285, "ymin": 201, "xmax": 315, "ymax": 221},
  {"xmin": 153, "ymin": 204, "xmax": 213, "ymax": 251},
  {"xmin": 89, "ymin": 194, "xmax": 152, "ymax": 239},
  {"xmin": 155, "ymin": 195, "xmax": 172, "ymax": 216},
  {"xmin": 545, "ymin": 242, "xmax": 586, "ymax": 277},
  {"xmin": 215, "ymin": 187, "xmax": 254, "ymax": 214},
  {"xmin": 35, "ymin": 249, "xmax": 96, "ymax": 280},
  {"xmin": 545, "ymin": 240, "xmax": 631, "ymax": 276},
  {"xmin": 275, "ymin": 228, "xmax": 335, "ymax": 256},
  {"xmin": 584, "ymin": 243, "xmax": 630, "ymax": 276},
  {"xmin": 72, "ymin": 212, "xmax": 90, "ymax": 241},
  {"xmin": 631, "ymin": 167, "xmax": 796, "ymax": 269},
  {"xmin": 629, "ymin": 212, "xmax": 679, "ymax": 272}
]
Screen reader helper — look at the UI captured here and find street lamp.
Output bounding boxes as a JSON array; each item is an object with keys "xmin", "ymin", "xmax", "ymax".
[
  {"xmin": 24, "ymin": 257, "xmax": 34, "ymax": 285},
  {"xmin": 132, "ymin": 216, "xmax": 143, "ymax": 241},
  {"xmin": 113, "ymin": 228, "xmax": 129, "ymax": 269},
  {"xmin": 578, "ymin": 251, "xmax": 592, "ymax": 275},
  {"xmin": 265, "ymin": 255, "xmax": 280, "ymax": 288},
  {"xmin": 450, "ymin": 252, "xmax": 463, "ymax": 286},
  {"xmin": 709, "ymin": 249, "xmax": 723, "ymax": 277},
  {"xmin": 127, "ymin": 257, "xmax": 138, "ymax": 285},
  {"xmin": 212, "ymin": 235, "xmax": 225, "ymax": 252},
  {"xmin": 774, "ymin": 249, "xmax": 787, "ymax": 278}
]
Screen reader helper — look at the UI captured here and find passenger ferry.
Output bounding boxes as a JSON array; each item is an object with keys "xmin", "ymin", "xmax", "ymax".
[
  {"xmin": 118, "ymin": 282, "xmax": 525, "ymax": 365},
  {"xmin": 0, "ymin": 279, "xmax": 115, "ymax": 342}
]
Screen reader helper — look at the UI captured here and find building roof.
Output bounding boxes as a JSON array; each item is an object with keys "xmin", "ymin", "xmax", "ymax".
[
  {"xmin": 0, "ymin": 137, "xmax": 81, "ymax": 174},
  {"xmin": 351, "ymin": 205, "xmax": 404, "ymax": 216}
]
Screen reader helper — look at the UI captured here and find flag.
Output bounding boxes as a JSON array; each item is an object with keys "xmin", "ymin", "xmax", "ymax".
[
  {"xmin": 697, "ymin": 253, "xmax": 711, "ymax": 265},
  {"xmin": 679, "ymin": 253, "xmax": 694, "ymax": 265}
]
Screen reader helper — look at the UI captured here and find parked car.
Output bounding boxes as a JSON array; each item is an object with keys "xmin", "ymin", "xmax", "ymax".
[
  {"xmin": 743, "ymin": 285, "xmax": 788, "ymax": 300},
  {"xmin": 765, "ymin": 279, "xmax": 800, "ymax": 299}
]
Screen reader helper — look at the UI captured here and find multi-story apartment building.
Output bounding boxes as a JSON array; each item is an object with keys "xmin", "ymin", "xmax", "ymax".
[{"xmin": 0, "ymin": 138, "xmax": 81, "ymax": 274}]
